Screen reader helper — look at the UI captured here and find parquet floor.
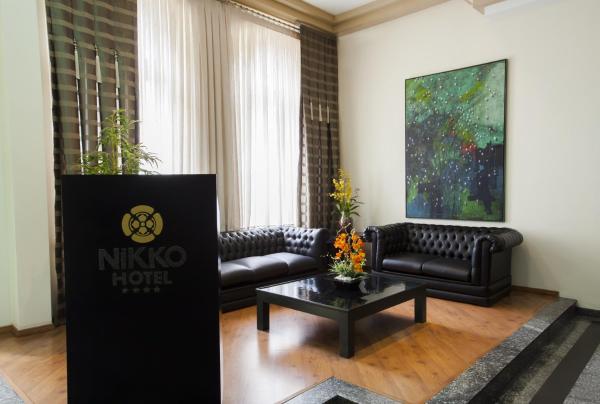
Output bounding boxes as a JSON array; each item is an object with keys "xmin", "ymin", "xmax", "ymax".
[{"xmin": 0, "ymin": 290, "xmax": 554, "ymax": 403}]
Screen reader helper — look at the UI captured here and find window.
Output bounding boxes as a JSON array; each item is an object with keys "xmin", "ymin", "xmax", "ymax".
[
  {"xmin": 138, "ymin": 1, "xmax": 301, "ymax": 229},
  {"xmin": 230, "ymin": 16, "xmax": 301, "ymax": 227}
]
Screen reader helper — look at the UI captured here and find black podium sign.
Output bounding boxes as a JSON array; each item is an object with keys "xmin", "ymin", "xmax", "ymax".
[{"xmin": 62, "ymin": 175, "xmax": 220, "ymax": 403}]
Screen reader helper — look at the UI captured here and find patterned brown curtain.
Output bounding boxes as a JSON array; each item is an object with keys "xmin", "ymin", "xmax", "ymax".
[
  {"xmin": 297, "ymin": 25, "xmax": 340, "ymax": 231},
  {"xmin": 46, "ymin": 0, "xmax": 138, "ymax": 323}
]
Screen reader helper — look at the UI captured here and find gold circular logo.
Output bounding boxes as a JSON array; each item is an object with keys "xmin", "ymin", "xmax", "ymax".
[{"xmin": 121, "ymin": 205, "xmax": 164, "ymax": 244}]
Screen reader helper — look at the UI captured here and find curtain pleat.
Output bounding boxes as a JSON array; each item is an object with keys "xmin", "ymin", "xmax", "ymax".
[
  {"xmin": 137, "ymin": 0, "xmax": 242, "ymax": 231},
  {"xmin": 138, "ymin": 1, "xmax": 301, "ymax": 231},
  {"xmin": 46, "ymin": 0, "xmax": 138, "ymax": 324},
  {"xmin": 230, "ymin": 12, "xmax": 301, "ymax": 228},
  {"xmin": 298, "ymin": 26, "xmax": 340, "ymax": 231}
]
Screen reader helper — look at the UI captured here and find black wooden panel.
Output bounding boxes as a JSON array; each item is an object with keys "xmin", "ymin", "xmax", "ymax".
[{"xmin": 62, "ymin": 175, "xmax": 219, "ymax": 403}]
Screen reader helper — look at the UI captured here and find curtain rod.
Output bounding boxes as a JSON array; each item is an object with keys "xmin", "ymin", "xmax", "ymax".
[{"xmin": 221, "ymin": 0, "xmax": 301, "ymax": 33}]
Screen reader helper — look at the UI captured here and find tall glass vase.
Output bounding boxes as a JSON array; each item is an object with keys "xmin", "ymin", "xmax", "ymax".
[{"xmin": 338, "ymin": 212, "xmax": 353, "ymax": 234}]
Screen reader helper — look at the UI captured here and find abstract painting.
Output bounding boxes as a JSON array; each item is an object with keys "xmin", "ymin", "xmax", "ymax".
[{"xmin": 405, "ymin": 60, "xmax": 506, "ymax": 221}]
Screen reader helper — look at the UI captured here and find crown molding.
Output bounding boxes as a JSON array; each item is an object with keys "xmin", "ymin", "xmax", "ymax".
[
  {"xmin": 234, "ymin": 0, "xmax": 505, "ymax": 36},
  {"xmin": 233, "ymin": 0, "xmax": 335, "ymax": 32},
  {"xmin": 273, "ymin": 0, "xmax": 334, "ymax": 24},
  {"xmin": 333, "ymin": 0, "xmax": 450, "ymax": 35},
  {"xmin": 467, "ymin": 0, "xmax": 506, "ymax": 13},
  {"xmin": 469, "ymin": 0, "xmax": 542, "ymax": 15}
]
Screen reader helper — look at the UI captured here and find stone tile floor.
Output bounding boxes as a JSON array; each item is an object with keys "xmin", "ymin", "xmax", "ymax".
[
  {"xmin": 0, "ymin": 375, "xmax": 22, "ymax": 404},
  {"xmin": 283, "ymin": 377, "xmax": 399, "ymax": 404},
  {"xmin": 565, "ymin": 331, "xmax": 600, "ymax": 404}
]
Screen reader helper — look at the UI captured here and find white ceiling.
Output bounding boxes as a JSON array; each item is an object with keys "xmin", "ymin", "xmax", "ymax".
[{"xmin": 303, "ymin": 0, "xmax": 378, "ymax": 15}]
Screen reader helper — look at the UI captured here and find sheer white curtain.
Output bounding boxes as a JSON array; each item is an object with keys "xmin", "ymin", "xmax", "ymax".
[
  {"xmin": 230, "ymin": 15, "xmax": 301, "ymax": 227},
  {"xmin": 138, "ymin": 0, "xmax": 241, "ymax": 230},
  {"xmin": 138, "ymin": 0, "xmax": 300, "ymax": 229}
]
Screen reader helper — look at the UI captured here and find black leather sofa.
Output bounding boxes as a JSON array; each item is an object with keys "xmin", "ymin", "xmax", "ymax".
[
  {"xmin": 364, "ymin": 222, "xmax": 523, "ymax": 306},
  {"xmin": 219, "ymin": 226, "xmax": 329, "ymax": 311}
]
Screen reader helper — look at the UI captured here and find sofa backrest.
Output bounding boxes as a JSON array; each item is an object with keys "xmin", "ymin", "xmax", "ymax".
[
  {"xmin": 219, "ymin": 227, "xmax": 285, "ymax": 261},
  {"xmin": 282, "ymin": 227, "xmax": 325, "ymax": 258},
  {"xmin": 403, "ymin": 223, "xmax": 500, "ymax": 261}
]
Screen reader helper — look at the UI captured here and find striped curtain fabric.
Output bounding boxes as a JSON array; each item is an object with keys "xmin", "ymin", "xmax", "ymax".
[
  {"xmin": 46, "ymin": 0, "xmax": 138, "ymax": 323},
  {"xmin": 297, "ymin": 25, "xmax": 340, "ymax": 231}
]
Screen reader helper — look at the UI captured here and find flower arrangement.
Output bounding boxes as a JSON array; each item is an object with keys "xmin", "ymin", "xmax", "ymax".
[
  {"xmin": 329, "ymin": 229, "xmax": 367, "ymax": 281},
  {"xmin": 330, "ymin": 169, "xmax": 361, "ymax": 232},
  {"xmin": 329, "ymin": 169, "xmax": 367, "ymax": 281}
]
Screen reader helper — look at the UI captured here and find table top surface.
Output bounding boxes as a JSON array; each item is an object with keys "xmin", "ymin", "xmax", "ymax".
[{"xmin": 256, "ymin": 273, "xmax": 425, "ymax": 311}]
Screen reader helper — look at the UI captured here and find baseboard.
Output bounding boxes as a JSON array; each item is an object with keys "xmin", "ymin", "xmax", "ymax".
[
  {"xmin": 0, "ymin": 325, "xmax": 12, "ymax": 335},
  {"xmin": 10, "ymin": 324, "xmax": 55, "ymax": 337},
  {"xmin": 512, "ymin": 285, "xmax": 559, "ymax": 297},
  {"xmin": 577, "ymin": 307, "xmax": 600, "ymax": 318}
]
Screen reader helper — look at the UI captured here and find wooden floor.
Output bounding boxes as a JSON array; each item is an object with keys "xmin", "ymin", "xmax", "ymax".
[{"xmin": 0, "ymin": 291, "xmax": 554, "ymax": 404}]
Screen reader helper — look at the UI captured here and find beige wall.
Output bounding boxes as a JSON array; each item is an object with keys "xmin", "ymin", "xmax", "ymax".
[
  {"xmin": 0, "ymin": 0, "xmax": 53, "ymax": 329},
  {"xmin": 0, "ymin": 21, "xmax": 13, "ymax": 327},
  {"xmin": 338, "ymin": 0, "xmax": 600, "ymax": 309}
]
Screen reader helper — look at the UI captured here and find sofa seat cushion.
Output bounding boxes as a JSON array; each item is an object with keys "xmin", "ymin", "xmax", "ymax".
[
  {"xmin": 265, "ymin": 252, "xmax": 319, "ymax": 275},
  {"xmin": 382, "ymin": 253, "xmax": 434, "ymax": 275},
  {"xmin": 422, "ymin": 258, "xmax": 471, "ymax": 282},
  {"xmin": 220, "ymin": 262, "xmax": 254, "ymax": 288},
  {"xmin": 227, "ymin": 256, "xmax": 288, "ymax": 282}
]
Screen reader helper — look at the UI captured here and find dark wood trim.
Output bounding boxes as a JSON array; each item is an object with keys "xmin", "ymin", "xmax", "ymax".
[
  {"xmin": 10, "ymin": 324, "xmax": 55, "ymax": 337},
  {"xmin": 0, "ymin": 325, "xmax": 12, "ymax": 335},
  {"xmin": 512, "ymin": 285, "xmax": 559, "ymax": 297},
  {"xmin": 577, "ymin": 307, "xmax": 600, "ymax": 318}
]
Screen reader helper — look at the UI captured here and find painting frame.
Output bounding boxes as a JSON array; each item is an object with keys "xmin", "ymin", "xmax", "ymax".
[{"xmin": 405, "ymin": 59, "xmax": 508, "ymax": 222}]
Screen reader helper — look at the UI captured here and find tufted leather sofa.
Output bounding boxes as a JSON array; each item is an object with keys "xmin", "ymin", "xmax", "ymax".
[
  {"xmin": 364, "ymin": 222, "xmax": 523, "ymax": 306},
  {"xmin": 219, "ymin": 226, "xmax": 329, "ymax": 311}
]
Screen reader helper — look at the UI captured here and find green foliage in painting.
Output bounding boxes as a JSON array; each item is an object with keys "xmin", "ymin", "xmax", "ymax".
[{"xmin": 405, "ymin": 60, "xmax": 506, "ymax": 221}]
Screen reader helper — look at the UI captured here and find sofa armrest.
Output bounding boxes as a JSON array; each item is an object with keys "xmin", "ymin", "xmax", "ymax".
[
  {"xmin": 363, "ymin": 227, "xmax": 375, "ymax": 242},
  {"xmin": 471, "ymin": 228, "xmax": 523, "ymax": 285},
  {"xmin": 474, "ymin": 229, "xmax": 523, "ymax": 255},
  {"xmin": 283, "ymin": 227, "xmax": 330, "ymax": 264},
  {"xmin": 364, "ymin": 223, "xmax": 407, "ymax": 271},
  {"xmin": 473, "ymin": 228, "xmax": 523, "ymax": 259},
  {"xmin": 489, "ymin": 229, "xmax": 523, "ymax": 252}
]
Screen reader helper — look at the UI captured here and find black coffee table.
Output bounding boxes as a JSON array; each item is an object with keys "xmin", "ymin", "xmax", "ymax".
[{"xmin": 255, "ymin": 273, "xmax": 427, "ymax": 358}]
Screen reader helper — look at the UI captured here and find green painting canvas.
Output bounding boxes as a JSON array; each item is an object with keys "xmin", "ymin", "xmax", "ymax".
[{"xmin": 405, "ymin": 60, "xmax": 506, "ymax": 221}]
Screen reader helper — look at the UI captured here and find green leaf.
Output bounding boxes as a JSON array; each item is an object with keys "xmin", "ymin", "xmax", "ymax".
[{"xmin": 79, "ymin": 109, "xmax": 160, "ymax": 175}]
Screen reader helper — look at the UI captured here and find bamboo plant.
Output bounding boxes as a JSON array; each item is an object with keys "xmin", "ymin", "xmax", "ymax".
[{"xmin": 80, "ymin": 109, "xmax": 159, "ymax": 175}]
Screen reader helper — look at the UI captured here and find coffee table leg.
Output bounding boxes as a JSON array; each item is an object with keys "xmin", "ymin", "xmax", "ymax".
[
  {"xmin": 257, "ymin": 298, "xmax": 269, "ymax": 331},
  {"xmin": 415, "ymin": 292, "xmax": 427, "ymax": 323},
  {"xmin": 339, "ymin": 317, "xmax": 354, "ymax": 358}
]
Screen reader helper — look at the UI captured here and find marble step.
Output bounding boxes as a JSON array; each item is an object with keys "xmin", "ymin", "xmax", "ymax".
[
  {"xmin": 498, "ymin": 316, "xmax": 594, "ymax": 403},
  {"xmin": 283, "ymin": 377, "xmax": 398, "ymax": 404},
  {"xmin": 428, "ymin": 297, "xmax": 577, "ymax": 404},
  {"xmin": 564, "ymin": 338, "xmax": 600, "ymax": 404}
]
